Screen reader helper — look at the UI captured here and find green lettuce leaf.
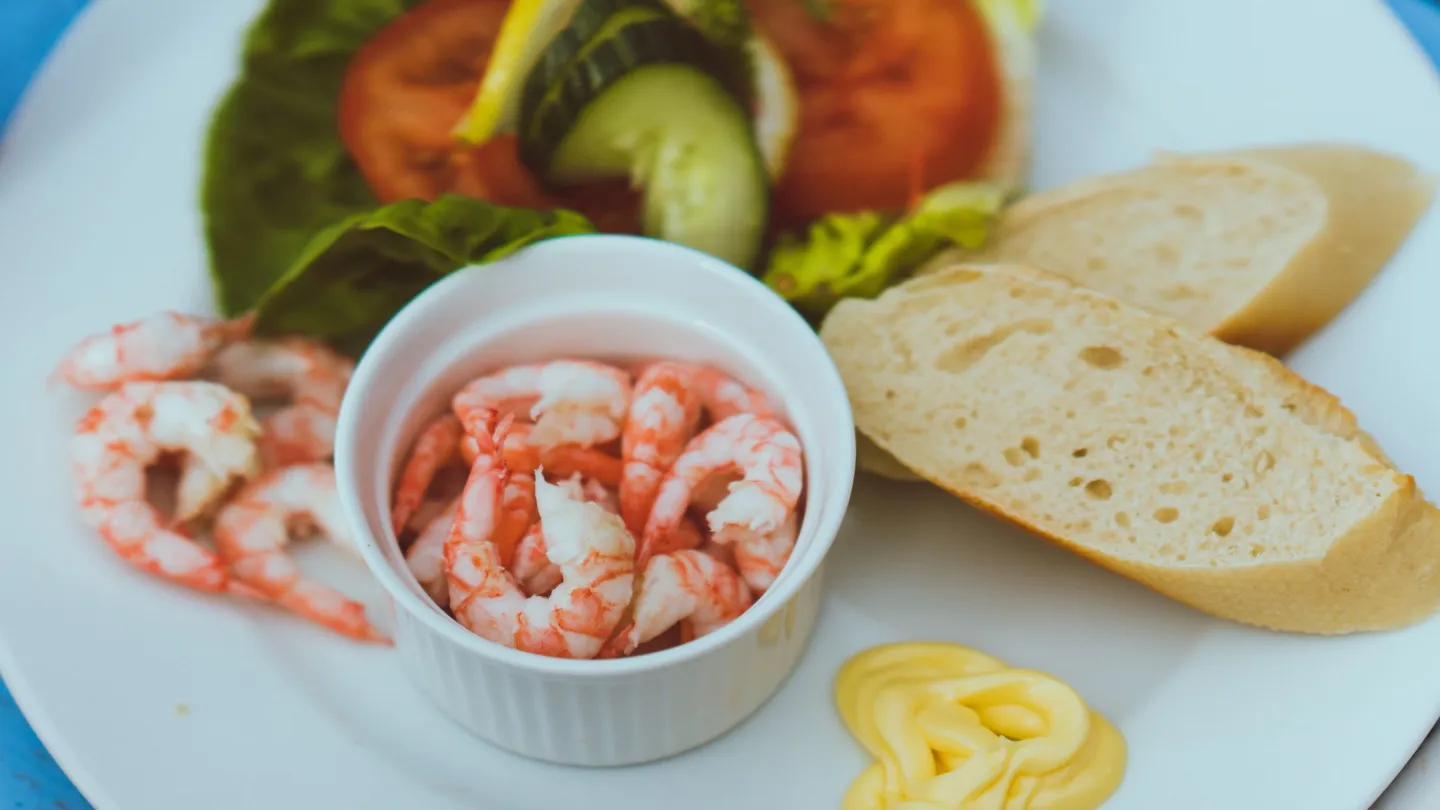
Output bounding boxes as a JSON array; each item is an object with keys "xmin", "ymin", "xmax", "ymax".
[
  {"xmin": 762, "ymin": 182, "xmax": 1006, "ymax": 318},
  {"xmin": 252, "ymin": 195, "xmax": 595, "ymax": 355},
  {"xmin": 202, "ymin": 0, "xmax": 424, "ymax": 316}
]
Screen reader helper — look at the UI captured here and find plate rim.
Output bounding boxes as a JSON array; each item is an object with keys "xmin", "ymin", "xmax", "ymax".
[{"xmin": 4, "ymin": 0, "xmax": 1440, "ymax": 808}]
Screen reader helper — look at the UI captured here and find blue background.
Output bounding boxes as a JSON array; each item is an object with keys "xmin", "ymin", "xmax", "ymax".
[{"xmin": 2, "ymin": 0, "xmax": 1439, "ymax": 806}]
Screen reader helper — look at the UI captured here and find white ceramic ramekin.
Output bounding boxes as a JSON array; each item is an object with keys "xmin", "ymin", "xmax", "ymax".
[{"xmin": 334, "ymin": 234, "xmax": 855, "ymax": 767}]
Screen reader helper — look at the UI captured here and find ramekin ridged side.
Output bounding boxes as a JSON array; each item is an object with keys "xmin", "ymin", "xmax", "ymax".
[{"xmin": 390, "ymin": 569, "xmax": 823, "ymax": 765}]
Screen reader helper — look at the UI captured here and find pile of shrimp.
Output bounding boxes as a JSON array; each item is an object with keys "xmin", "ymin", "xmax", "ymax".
[
  {"xmin": 53, "ymin": 311, "xmax": 390, "ymax": 644},
  {"xmin": 392, "ymin": 358, "xmax": 807, "ymax": 659}
]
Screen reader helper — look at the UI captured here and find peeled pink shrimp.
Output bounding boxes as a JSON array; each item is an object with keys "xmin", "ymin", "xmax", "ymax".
[
  {"xmin": 620, "ymin": 362, "xmax": 703, "ymax": 534},
  {"xmin": 390, "ymin": 414, "xmax": 617, "ymax": 542},
  {"xmin": 692, "ymin": 470, "xmax": 741, "ymax": 514},
  {"xmin": 638, "ymin": 414, "xmax": 804, "ymax": 567},
  {"xmin": 406, "ymin": 498, "xmax": 457, "ymax": 607},
  {"xmin": 391, "ymin": 414, "xmax": 464, "ymax": 535},
  {"xmin": 214, "ymin": 463, "xmax": 389, "ymax": 644},
  {"xmin": 599, "ymin": 550, "xmax": 751, "ymax": 658},
  {"xmin": 697, "ymin": 536, "xmax": 737, "ymax": 568},
  {"xmin": 493, "ymin": 471, "xmax": 538, "ymax": 568},
  {"xmin": 70, "ymin": 381, "xmax": 261, "ymax": 595},
  {"xmin": 691, "ymin": 472, "xmax": 798, "ymax": 594},
  {"xmin": 733, "ymin": 512, "xmax": 800, "ymax": 595},
  {"xmin": 492, "ymin": 421, "xmax": 625, "ymax": 486},
  {"xmin": 516, "ymin": 512, "xmax": 702, "ymax": 598},
  {"xmin": 512, "ymin": 474, "xmax": 622, "ymax": 596},
  {"xmin": 444, "ymin": 415, "xmax": 634, "ymax": 658},
  {"xmin": 209, "ymin": 338, "xmax": 354, "ymax": 469},
  {"xmin": 52, "ymin": 311, "xmax": 253, "ymax": 391},
  {"xmin": 691, "ymin": 367, "xmax": 773, "ymax": 422},
  {"xmin": 451, "ymin": 360, "xmax": 632, "ymax": 448}
]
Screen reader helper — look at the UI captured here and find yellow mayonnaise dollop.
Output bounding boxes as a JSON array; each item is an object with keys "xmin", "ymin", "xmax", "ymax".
[{"xmin": 835, "ymin": 642, "xmax": 1126, "ymax": 810}]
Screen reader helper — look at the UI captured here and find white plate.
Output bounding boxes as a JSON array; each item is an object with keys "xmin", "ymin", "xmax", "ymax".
[{"xmin": 3, "ymin": 0, "xmax": 1440, "ymax": 808}]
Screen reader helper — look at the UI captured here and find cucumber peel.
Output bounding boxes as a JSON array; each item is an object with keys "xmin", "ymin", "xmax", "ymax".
[{"xmin": 662, "ymin": 0, "xmax": 751, "ymax": 50}]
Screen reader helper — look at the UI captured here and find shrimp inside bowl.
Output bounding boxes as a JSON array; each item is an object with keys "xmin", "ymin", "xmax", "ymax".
[{"xmin": 332, "ymin": 235, "xmax": 854, "ymax": 767}]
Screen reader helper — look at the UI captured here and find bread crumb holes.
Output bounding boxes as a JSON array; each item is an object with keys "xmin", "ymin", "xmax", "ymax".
[{"xmin": 1079, "ymin": 346, "xmax": 1124, "ymax": 370}]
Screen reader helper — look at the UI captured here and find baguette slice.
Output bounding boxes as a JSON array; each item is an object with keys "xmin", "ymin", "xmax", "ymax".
[
  {"xmin": 820, "ymin": 263, "xmax": 1440, "ymax": 634},
  {"xmin": 922, "ymin": 143, "xmax": 1435, "ymax": 357}
]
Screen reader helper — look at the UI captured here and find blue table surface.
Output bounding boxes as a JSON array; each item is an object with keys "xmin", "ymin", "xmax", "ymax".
[{"xmin": 3, "ymin": 0, "xmax": 1440, "ymax": 807}]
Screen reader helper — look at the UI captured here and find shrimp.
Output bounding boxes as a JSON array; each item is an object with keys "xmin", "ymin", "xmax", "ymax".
[
  {"xmin": 692, "ymin": 470, "xmax": 742, "ymax": 514},
  {"xmin": 445, "ymin": 420, "xmax": 634, "ymax": 658},
  {"xmin": 209, "ymin": 338, "xmax": 354, "ymax": 469},
  {"xmin": 52, "ymin": 311, "xmax": 253, "ymax": 391},
  {"xmin": 391, "ymin": 414, "xmax": 464, "ymax": 535},
  {"xmin": 620, "ymin": 362, "xmax": 703, "ymax": 534},
  {"xmin": 511, "ymin": 474, "xmax": 622, "ymax": 597},
  {"xmin": 407, "ymin": 498, "xmax": 457, "ymax": 607},
  {"xmin": 451, "ymin": 360, "xmax": 632, "ymax": 448},
  {"xmin": 70, "ymin": 382, "xmax": 261, "ymax": 595},
  {"xmin": 638, "ymin": 414, "xmax": 804, "ymax": 566},
  {"xmin": 691, "ymin": 367, "xmax": 774, "ymax": 422},
  {"xmin": 213, "ymin": 464, "xmax": 389, "ymax": 644},
  {"xmin": 493, "ymin": 471, "xmax": 537, "ymax": 568},
  {"xmin": 599, "ymin": 550, "xmax": 751, "ymax": 658},
  {"xmin": 692, "ymin": 474, "xmax": 800, "ymax": 594},
  {"xmin": 460, "ymin": 422, "xmax": 623, "ymax": 485},
  {"xmin": 732, "ymin": 511, "xmax": 800, "ymax": 595},
  {"xmin": 391, "ymin": 409, "xmax": 612, "ymax": 562},
  {"xmin": 511, "ymin": 524, "xmax": 564, "ymax": 598}
]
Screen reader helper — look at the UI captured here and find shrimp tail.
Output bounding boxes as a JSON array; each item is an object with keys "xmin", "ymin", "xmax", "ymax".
[{"xmin": 274, "ymin": 585, "xmax": 393, "ymax": 645}]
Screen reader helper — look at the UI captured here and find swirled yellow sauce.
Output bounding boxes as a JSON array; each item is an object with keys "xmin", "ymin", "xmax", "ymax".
[{"xmin": 835, "ymin": 642, "xmax": 1126, "ymax": 810}]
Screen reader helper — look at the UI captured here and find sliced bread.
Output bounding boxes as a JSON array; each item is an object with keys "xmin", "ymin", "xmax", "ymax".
[
  {"xmin": 921, "ymin": 143, "xmax": 1435, "ymax": 357},
  {"xmin": 820, "ymin": 262, "xmax": 1440, "ymax": 634}
]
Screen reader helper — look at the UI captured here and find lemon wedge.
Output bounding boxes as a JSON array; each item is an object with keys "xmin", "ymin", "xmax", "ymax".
[
  {"xmin": 749, "ymin": 33, "xmax": 799, "ymax": 180},
  {"xmin": 453, "ymin": 0, "xmax": 583, "ymax": 145}
]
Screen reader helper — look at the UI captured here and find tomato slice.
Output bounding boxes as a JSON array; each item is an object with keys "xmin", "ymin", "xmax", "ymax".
[
  {"xmin": 749, "ymin": 0, "xmax": 1003, "ymax": 226},
  {"xmin": 338, "ymin": 0, "xmax": 641, "ymax": 233}
]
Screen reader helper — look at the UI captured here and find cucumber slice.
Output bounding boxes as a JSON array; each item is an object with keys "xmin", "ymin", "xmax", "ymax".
[
  {"xmin": 523, "ymin": 12, "xmax": 699, "ymax": 164},
  {"xmin": 545, "ymin": 64, "xmax": 768, "ymax": 270},
  {"xmin": 518, "ymin": 0, "xmax": 657, "ymax": 137},
  {"xmin": 519, "ymin": 8, "xmax": 748, "ymax": 166}
]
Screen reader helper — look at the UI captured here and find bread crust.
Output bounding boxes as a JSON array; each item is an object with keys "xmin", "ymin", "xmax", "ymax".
[
  {"xmin": 915, "ymin": 144, "xmax": 1435, "ymax": 357},
  {"xmin": 1168, "ymin": 145, "xmax": 1436, "ymax": 355}
]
